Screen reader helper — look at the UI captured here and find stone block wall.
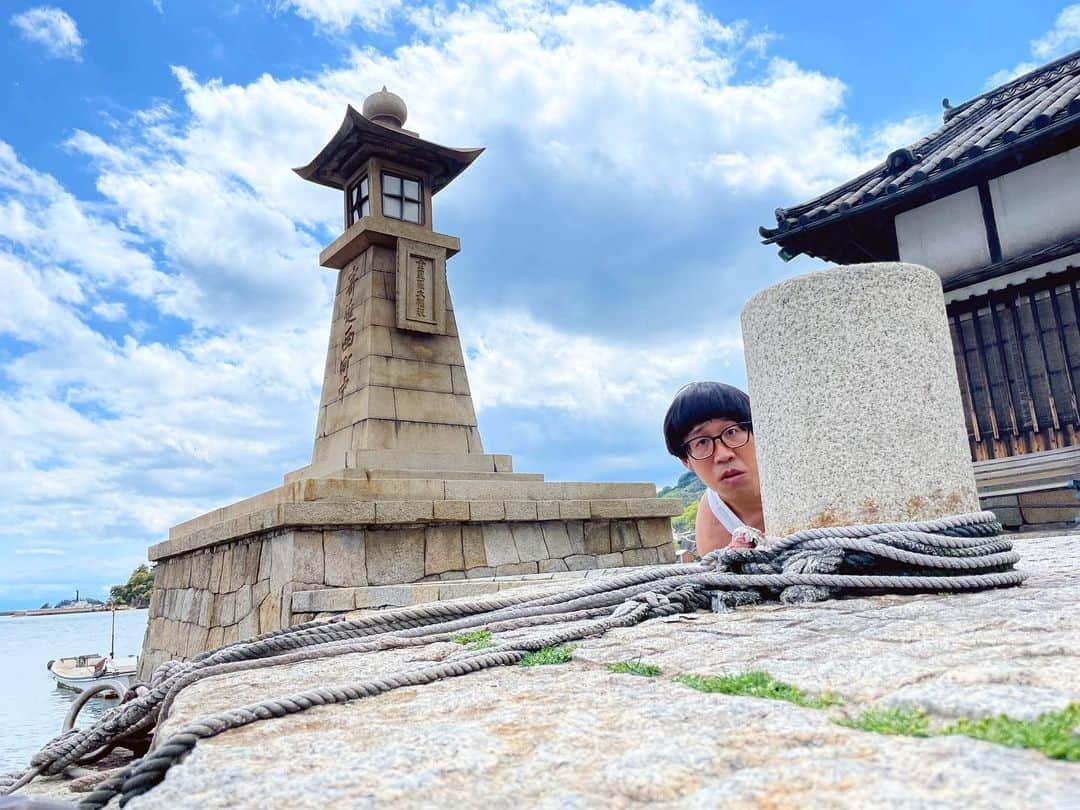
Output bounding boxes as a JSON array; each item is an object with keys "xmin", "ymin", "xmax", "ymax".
[
  {"xmin": 981, "ymin": 486, "xmax": 1079, "ymax": 531},
  {"xmin": 140, "ymin": 516, "xmax": 676, "ymax": 679},
  {"xmin": 289, "ymin": 565, "xmax": 649, "ymax": 622}
]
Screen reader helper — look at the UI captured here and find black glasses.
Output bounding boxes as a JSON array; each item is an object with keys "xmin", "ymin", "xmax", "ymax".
[{"xmin": 683, "ymin": 423, "xmax": 751, "ymax": 460}]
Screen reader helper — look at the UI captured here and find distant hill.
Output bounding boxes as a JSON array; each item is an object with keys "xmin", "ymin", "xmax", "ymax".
[
  {"xmin": 658, "ymin": 470, "xmax": 705, "ymax": 507},
  {"xmin": 659, "ymin": 470, "xmax": 705, "ymax": 554}
]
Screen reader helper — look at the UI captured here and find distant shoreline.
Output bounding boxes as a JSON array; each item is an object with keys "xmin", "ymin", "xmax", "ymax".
[{"xmin": 0, "ymin": 606, "xmax": 141, "ymax": 618}]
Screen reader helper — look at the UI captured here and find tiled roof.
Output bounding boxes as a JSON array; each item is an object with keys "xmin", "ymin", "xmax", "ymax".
[{"xmin": 761, "ymin": 49, "xmax": 1080, "ymax": 242}]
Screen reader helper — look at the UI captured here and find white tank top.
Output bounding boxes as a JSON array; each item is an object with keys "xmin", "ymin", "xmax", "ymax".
[{"xmin": 706, "ymin": 489, "xmax": 746, "ymax": 533}]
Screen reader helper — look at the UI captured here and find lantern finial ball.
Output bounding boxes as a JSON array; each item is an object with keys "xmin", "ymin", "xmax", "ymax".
[{"xmin": 362, "ymin": 86, "xmax": 408, "ymax": 129}]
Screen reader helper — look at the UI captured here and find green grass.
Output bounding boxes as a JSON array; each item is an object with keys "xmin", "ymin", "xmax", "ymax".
[
  {"xmin": 519, "ymin": 645, "xmax": 574, "ymax": 667},
  {"xmin": 452, "ymin": 629, "xmax": 494, "ymax": 650},
  {"xmin": 838, "ymin": 704, "xmax": 1080, "ymax": 761},
  {"xmin": 674, "ymin": 671, "xmax": 842, "ymax": 709},
  {"xmin": 607, "ymin": 661, "xmax": 662, "ymax": 677},
  {"xmin": 838, "ymin": 707, "xmax": 931, "ymax": 737},
  {"xmin": 668, "ymin": 668, "xmax": 1079, "ymax": 764},
  {"xmin": 942, "ymin": 704, "xmax": 1080, "ymax": 761}
]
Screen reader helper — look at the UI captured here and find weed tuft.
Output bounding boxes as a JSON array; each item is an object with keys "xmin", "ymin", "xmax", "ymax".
[
  {"xmin": 607, "ymin": 661, "xmax": 662, "ymax": 677},
  {"xmin": 674, "ymin": 671, "xmax": 842, "ymax": 709},
  {"xmin": 943, "ymin": 704, "xmax": 1080, "ymax": 761},
  {"xmin": 452, "ymin": 629, "xmax": 494, "ymax": 650},
  {"xmin": 837, "ymin": 703, "xmax": 1080, "ymax": 761},
  {"xmin": 838, "ymin": 707, "xmax": 931, "ymax": 737},
  {"xmin": 519, "ymin": 645, "xmax": 574, "ymax": 667}
]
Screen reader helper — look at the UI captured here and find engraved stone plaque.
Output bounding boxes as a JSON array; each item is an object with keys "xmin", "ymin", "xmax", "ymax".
[{"xmin": 395, "ymin": 239, "xmax": 448, "ymax": 334}]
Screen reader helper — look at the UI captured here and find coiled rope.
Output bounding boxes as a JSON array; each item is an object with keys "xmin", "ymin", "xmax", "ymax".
[{"xmin": 2, "ymin": 511, "xmax": 1023, "ymax": 808}]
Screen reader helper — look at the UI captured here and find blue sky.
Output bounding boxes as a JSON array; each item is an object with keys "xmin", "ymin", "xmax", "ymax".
[{"xmin": 2, "ymin": 0, "xmax": 1078, "ymax": 609}]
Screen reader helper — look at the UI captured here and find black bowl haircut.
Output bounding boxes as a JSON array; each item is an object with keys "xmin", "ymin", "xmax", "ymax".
[{"xmin": 663, "ymin": 381, "xmax": 752, "ymax": 458}]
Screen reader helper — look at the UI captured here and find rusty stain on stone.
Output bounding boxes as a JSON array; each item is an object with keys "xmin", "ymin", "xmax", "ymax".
[{"xmin": 779, "ymin": 488, "xmax": 978, "ymax": 536}]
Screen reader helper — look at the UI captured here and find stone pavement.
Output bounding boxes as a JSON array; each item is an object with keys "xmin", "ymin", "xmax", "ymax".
[{"xmin": 26, "ymin": 533, "xmax": 1080, "ymax": 808}]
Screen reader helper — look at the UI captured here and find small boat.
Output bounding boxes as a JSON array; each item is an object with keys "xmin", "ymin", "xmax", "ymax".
[
  {"xmin": 47, "ymin": 653, "xmax": 138, "ymax": 697},
  {"xmin": 46, "ymin": 603, "xmax": 138, "ymax": 698}
]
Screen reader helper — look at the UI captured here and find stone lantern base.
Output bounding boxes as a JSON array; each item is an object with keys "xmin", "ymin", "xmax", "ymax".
[{"xmin": 138, "ymin": 465, "xmax": 680, "ymax": 679}]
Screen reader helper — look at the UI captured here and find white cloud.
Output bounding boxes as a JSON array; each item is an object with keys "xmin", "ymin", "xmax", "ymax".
[
  {"xmin": 51, "ymin": 0, "xmax": 894, "ymax": 333},
  {"xmin": 9, "ymin": 6, "xmax": 84, "ymax": 61},
  {"xmin": 92, "ymin": 301, "xmax": 127, "ymax": 321},
  {"xmin": 0, "ymin": 141, "xmax": 178, "ymax": 308},
  {"xmin": 464, "ymin": 310, "xmax": 741, "ymax": 417},
  {"xmin": 0, "ymin": 144, "xmax": 325, "ymax": 602},
  {"xmin": 370, "ymin": 1, "xmax": 864, "ymax": 199},
  {"xmin": 277, "ymin": 0, "xmax": 403, "ymax": 32},
  {"xmin": 1033, "ymin": 4, "xmax": 1080, "ymax": 59},
  {"xmin": 987, "ymin": 4, "xmax": 1080, "ymax": 86},
  {"xmin": 123, "ymin": 0, "xmax": 880, "ymax": 214},
  {"xmin": 64, "ymin": 99, "xmax": 331, "ymax": 330},
  {"xmin": 862, "ymin": 114, "xmax": 940, "ymax": 158}
]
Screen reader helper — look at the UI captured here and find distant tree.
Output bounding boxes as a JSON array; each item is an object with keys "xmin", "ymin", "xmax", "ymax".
[
  {"xmin": 672, "ymin": 500, "xmax": 699, "ymax": 533},
  {"xmin": 109, "ymin": 564, "xmax": 156, "ymax": 608},
  {"xmin": 39, "ymin": 602, "xmax": 51, "ymax": 610}
]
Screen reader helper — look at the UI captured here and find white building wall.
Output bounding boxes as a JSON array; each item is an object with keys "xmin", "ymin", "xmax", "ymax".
[
  {"xmin": 895, "ymin": 186, "xmax": 990, "ymax": 280},
  {"xmin": 989, "ymin": 144, "xmax": 1080, "ymax": 259}
]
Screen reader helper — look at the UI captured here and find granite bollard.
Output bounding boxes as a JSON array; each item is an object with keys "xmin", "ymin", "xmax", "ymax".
[{"xmin": 741, "ymin": 262, "xmax": 980, "ymax": 536}]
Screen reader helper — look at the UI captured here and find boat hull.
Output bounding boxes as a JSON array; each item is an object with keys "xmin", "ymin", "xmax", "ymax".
[{"xmin": 47, "ymin": 655, "xmax": 138, "ymax": 697}]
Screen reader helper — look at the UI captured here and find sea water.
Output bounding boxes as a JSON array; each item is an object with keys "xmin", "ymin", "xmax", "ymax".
[{"xmin": 0, "ymin": 609, "xmax": 148, "ymax": 771}]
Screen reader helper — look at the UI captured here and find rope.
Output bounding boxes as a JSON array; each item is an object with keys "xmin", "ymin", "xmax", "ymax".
[{"xmin": 1, "ymin": 511, "xmax": 1023, "ymax": 807}]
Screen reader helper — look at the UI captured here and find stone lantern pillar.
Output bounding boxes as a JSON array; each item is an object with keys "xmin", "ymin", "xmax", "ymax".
[{"xmin": 291, "ymin": 88, "xmax": 490, "ymax": 475}]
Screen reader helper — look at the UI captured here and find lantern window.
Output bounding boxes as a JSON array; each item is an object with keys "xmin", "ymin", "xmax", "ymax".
[
  {"xmin": 382, "ymin": 172, "xmax": 422, "ymax": 224},
  {"xmin": 348, "ymin": 175, "xmax": 370, "ymax": 225}
]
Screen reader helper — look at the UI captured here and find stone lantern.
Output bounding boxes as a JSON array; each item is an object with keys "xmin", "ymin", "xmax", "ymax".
[
  {"xmin": 137, "ymin": 89, "xmax": 681, "ymax": 678},
  {"xmin": 292, "ymin": 87, "xmax": 487, "ymax": 473}
]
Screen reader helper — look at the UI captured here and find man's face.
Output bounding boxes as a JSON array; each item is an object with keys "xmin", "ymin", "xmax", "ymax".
[{"xmin": 681, "ymin": 417, "xmax": 761, "ymax": 503}]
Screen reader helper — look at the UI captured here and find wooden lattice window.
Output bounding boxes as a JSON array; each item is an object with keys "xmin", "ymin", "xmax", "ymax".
[{"xmin": 947, "ymin": 266, "xmax": 1080, "ymax": 460}]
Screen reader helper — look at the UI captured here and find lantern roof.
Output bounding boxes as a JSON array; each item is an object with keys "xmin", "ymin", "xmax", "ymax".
[{"xmin": 294, "ymin": 104, "xmax": 483, "ymax": 194}]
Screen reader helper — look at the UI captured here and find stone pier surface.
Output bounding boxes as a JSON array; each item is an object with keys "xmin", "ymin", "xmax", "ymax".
[
  {"xmin": 742, "ymin": 263, "xmax": 980, "ymax": 536},
  {"xmin": 29, "ymin": 533, "xmax": 1077, "ymax": 808}
]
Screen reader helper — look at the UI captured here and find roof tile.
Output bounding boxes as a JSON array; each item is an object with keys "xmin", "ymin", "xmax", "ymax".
[{"xmin": 762, "ymin": 49, "xmax": 1080, "ymax": 241}]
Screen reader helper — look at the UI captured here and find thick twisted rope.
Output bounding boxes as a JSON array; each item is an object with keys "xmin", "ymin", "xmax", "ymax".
[{"xmin": 3, "ymin": 511, "xmax": 1024, "ymax": 807}]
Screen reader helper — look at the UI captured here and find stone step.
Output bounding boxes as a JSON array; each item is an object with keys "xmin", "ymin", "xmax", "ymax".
[
  {"xmin": 980, "ymin": 476, "xmax": 1078, "ymax": 498},
  {"xmin": 310, "ymin": 477, "xmax": 659, "ymax": 503},
  {"xmin": 284, "ymin": 450, "xmax": 515, "ymax": 484},
  {"xmin": 349, "ymin": 450, "xmax": 514, "ymax": 474},
  {"xmin": 154, "ymin": 496, "xmax": 682, "ymax": 561},
  {"xmin": 170, "ymin": 478, "xmax": 666, "ymax": 540},
  {"xmin": 364, "ymin": 469, "xmax": 544, "ymax": 482}
]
